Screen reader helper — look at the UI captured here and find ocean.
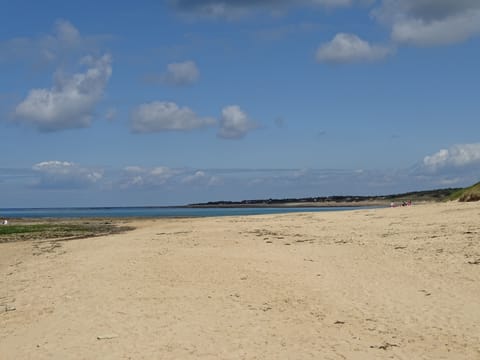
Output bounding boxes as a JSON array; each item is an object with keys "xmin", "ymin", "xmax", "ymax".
[{"xmin": 0, "ymin": 206, "xmax": 367, "ymax": 219}]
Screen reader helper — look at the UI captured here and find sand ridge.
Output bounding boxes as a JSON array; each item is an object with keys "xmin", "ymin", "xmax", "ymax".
[{"xmin": 1, "ymin": 201, "xmax": 480, "ymax": 359}]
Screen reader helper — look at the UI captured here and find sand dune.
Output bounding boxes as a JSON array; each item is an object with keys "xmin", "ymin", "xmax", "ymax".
[{"xmin": 1, "ymin": 201, "xmax": 480, "ymax": 359}]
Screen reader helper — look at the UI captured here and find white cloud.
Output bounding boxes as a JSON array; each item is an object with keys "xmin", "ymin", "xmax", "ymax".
[
  {"xmin": 391, "ymin": 11, "xmax": 480, "ymax": 46},
  {"xmin": 316, "ymin": 33, "xmax": 392, "ymax": 63},
  {"xmin": 161, "ymin": 60, "xmax": 199, "ymax": 86},
  {"xmin": 151, "ymin": 166, "xmax": 176, "ymax": 177},
  {"xmin": 181, "ymin": 170, "xmax": 222, "ymax": 186},
  {"xmin": 0, "ymin": 19, "xmax": 105, "ymax": 65},
  {"xmin": 131, "ymin": 101, "xmax": 216, "ymax": 133},
  {"xmin": 218, "ymin": 105, "xmax": 257, "ymax": 139},
  {"xmin": 374, "ymin": 0, "xmax": 480, "ymax": 46},
  {"xmin": 54, "ymin": 19, "xmax": 81, "ymax": 47},
  {"xmin": 423, "ymin": 143, "xmax": 480, "ymax": 171},
  {"xmin": 32, "ymin": 160, "xmax": 103, "ymax": 189},
  {"xmin": 121, "ymin": 166, "xmax": 181, "ymax": 188},
  {"xmin": 171, "ymin": 0, "xmax": 359, "ymax": 18},
  {"xmin": 120, "ymin": 166, "xmax": 221, "ymax": 189},
  {"xmin": 6, "ymin": 160, "xmax": 478, "ymax": 206},
  {"xmin": 375, "ymin": 0, "xmax": 480, "ymax": 23},
  {"xmin": 33, "ymin": 161, "xmax": 74, "ymax": 173},
  {"xmin": 14, "ymin": 54, "xmax": 112, "ymax": 131}
]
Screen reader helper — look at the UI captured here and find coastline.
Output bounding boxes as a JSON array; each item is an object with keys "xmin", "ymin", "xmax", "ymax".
[
  {"xmin": 187, "ymin": 200, "xmax": 392, "ymax": 208},
  {"xmin": 0, "ymin": 204, "xmax": 382, "ymax": 221},
  {"xmin": 1, "ymin": 201, "xmax": 479, "ymax": 359}
]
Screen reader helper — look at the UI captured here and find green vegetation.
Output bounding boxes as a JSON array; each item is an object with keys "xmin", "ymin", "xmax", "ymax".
[
  {"xmin": 0, "ymin": 224, "xmax": 59, "ymax": 235},
  {"xmin": 449, "ymin": 182, "xmax": 480, "ymax": 202},
  {"xmin": 0, "ymin": 221, "xmax": 133, "ymax": 243},
  {"xmin": 382, "ymin": 188, "xmax": 460, "ymax": 202},
  {"xmin": 190, "ymin": 188, "xmax": 462, "ymax": 207}
]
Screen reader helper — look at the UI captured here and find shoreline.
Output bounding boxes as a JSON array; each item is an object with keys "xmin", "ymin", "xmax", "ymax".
[
  {"xmin": 0, "ymin": 203, "xmax": 388, "ymax": 222},
  {"xmin": 2, "ymin": 201, "xmax": 389, "ymax": 211}
]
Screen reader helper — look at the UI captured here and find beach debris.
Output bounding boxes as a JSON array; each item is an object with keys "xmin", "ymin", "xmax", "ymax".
[
  {"xmin": 240, "ymin": 275, "xmax": 248, "ymax": 280},
  {"xmin": 370, "ymin": 342, "xmax": 398, "ymax": 350},
  {"xmin": 1, "ymin": 304, "xmax": 16, "ymax": 313},
  {"xmin": 394, "ymin": 246, "xmax": 407, "ymax": 250},
  {"xmin": 334, "ymin": 320, "xmax": 345, "ymax": 325},
  {"xmin": 419, "ymin": 289, "xmax": 431, "ymax": 296},
  {"xmin": 261, "ymin": 303, "xmax": 272, "ymax": 312},
  {"xmin": 467, "ymin": 259, "xmax": 480, "ymax": 265},
  {"xmin": 96, "ymin": 334, "xmax": 118, "ymax": 340}
]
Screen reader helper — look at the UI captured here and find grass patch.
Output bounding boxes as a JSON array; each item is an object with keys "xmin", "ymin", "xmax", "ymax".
[
  {"xmin": 0, "ymin": 224, "xmax": 63, "ymax": 235},
  {"xmin": 449, "ymin": 181, "xmax": 480, "ymax": 202},
  {"xmin": 0, "ymin": 221, "xmax": 134, "ymax": 243}
]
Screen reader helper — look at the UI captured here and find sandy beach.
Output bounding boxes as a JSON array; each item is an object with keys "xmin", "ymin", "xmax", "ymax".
[{"xmin": 1, "ymin": 201, "xmax": 479, "ymax": 359}]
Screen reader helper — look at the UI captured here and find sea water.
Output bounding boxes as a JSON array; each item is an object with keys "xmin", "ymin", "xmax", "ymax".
[{"xmin": 0, "ymin": 206, "xmax": 367, "ymax": 219}]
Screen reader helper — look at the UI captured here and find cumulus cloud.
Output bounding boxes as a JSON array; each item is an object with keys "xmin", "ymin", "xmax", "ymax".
[
  {"xmin": 423, "ymin": 143, "xmax": 480, "ymax": 172},
  {"xmin": 0, "ymin": 19, "xmax": 105, "ymax": 65},
  {"xmin": 391, "ymin": 11, "xmax": 480, "ymax": 46},
  {"xmin": 131, "ymin": 101, "xmax": 216, "ymax": 133},
  {"xmin": 54, "ymin": 19, "xmax": 81, "ymax": 46},
  {"xmin": 374, "ymin": 0, "xmax": 480, "ymax": 46},
  {"xmin": 14, "ymin": 54, "xmax": 112, "ymax": 131},
  {"xmin": 218, "ymin": 105, "xmax": 257, "ymax": 139},
  {"xmin": 32, "ymin": 161, "xmax": 103, "ymax": 189},
  {"xmin": 316, "ymin": 33, "xmax": 392, "ymax": 63},
  {"xmin": 161, "ymin": 60, "xmax": 199, "ymax": 86}
]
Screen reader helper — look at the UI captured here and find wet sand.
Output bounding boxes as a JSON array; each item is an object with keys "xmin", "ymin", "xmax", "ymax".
[{"xmin": 1, "ymin": 201, "xmax": 479, "ymax": 359}]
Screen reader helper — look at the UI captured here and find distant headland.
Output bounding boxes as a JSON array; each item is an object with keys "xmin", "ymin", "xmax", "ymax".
[{"xmin": 188, "ymin": 187, "xmax": 461, "ymax": 208}]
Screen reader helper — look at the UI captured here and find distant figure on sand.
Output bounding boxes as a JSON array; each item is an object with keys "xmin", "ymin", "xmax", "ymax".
[{"xmin": 2, "ymin": 219, "xmax": 8, "ymax": 225}]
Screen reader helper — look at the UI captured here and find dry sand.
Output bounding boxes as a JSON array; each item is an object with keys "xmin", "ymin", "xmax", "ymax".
[{"xmin": 1, "ymin": 201, "xmax": 479, "ymax": 359}]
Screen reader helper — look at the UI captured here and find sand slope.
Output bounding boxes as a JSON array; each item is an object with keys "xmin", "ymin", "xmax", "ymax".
[{"xmin": 1, "ymin": 201, "xmax": 480, "ymax": 359}]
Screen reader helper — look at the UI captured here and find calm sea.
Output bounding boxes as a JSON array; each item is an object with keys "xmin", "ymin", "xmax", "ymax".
[{"xmin": 0, "ymin": 206, "xmax": 367, "ymax": 219}]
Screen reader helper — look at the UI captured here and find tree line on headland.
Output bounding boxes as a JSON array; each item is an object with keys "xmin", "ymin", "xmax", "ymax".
[{"xmin": 189, "ymin": 182, "xmax": 480, "ymax": 207}]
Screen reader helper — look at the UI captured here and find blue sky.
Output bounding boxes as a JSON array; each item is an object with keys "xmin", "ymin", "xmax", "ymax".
[{"xmin": 1, "ymin": 0, "xmax": 479, "ymax": 207}]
